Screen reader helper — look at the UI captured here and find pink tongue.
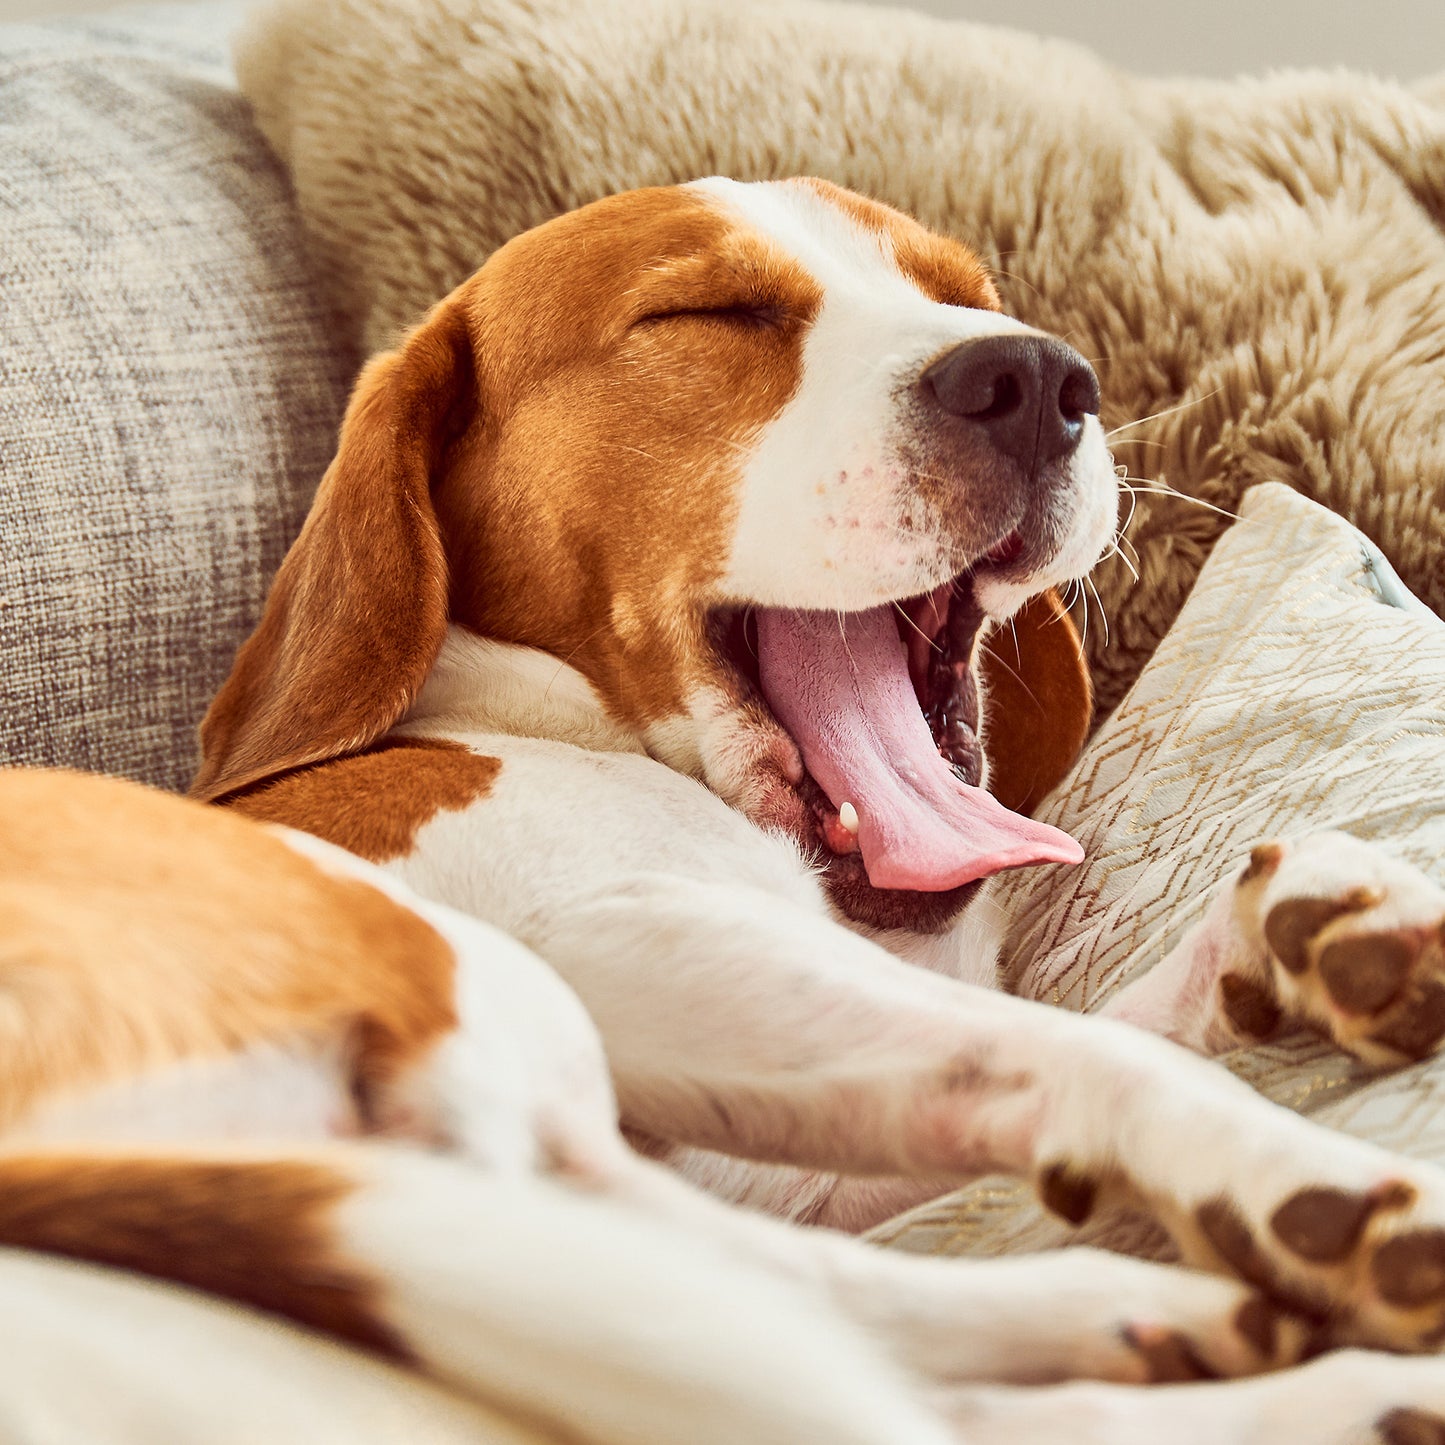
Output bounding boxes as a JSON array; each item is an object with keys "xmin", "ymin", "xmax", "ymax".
[{"xmin": 755, "ymin": 606, "xmax": 1082, "ymax": 891}]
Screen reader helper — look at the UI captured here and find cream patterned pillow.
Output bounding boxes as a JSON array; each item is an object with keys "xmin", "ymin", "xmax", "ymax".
[{"xmin": 873, "ymin": 482, "xmax": 1445, "ymax": 1258}]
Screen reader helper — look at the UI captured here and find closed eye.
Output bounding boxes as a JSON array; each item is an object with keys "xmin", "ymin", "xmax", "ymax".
[{"xmin": 638, "ymin": 302, "xmax": 787, "ymax": 330}]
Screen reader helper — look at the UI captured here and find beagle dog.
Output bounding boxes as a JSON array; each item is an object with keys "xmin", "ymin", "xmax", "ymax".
[{"xmin": 8, "ymin": 179, "xmax": 1445, "ymax": 1439}]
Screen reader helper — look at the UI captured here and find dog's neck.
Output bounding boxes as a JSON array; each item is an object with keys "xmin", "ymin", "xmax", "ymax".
[
  {"xmin": 400, "ymin": 629, "xmax": 1006, "ymax": 981},
  {"xmin": 397, "ymin": 626, "xmax": 649, "ymax": 756}
]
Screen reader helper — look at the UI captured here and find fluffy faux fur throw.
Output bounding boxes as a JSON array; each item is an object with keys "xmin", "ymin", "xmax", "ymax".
[{"xmin": 237, "ymin": 0, "xmax": 1445, "ymax": 711}]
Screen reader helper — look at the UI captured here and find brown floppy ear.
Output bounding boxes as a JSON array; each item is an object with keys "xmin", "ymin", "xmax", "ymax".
[
  {"xmin": 191, "ymin": 288, "xmax": 477, "ymax": 803},
  {"xmin": 979, "ymin": 590, "xmax": 1093, "ymax": 816}
]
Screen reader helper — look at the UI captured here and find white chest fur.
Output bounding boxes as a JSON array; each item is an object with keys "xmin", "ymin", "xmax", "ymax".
[{"xmin": 397, "ymin": 627, "xmax": 1007, "ymax": 990}]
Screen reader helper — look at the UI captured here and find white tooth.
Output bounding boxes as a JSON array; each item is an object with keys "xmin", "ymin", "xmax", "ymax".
[{"xmin": 838, "ymin": 802, "xmax": 860, "ymax": 835}]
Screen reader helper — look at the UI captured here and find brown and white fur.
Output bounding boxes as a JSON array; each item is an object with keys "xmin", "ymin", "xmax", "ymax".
[{"xmin": 7, "ymin": 179, "xmax": 1445, "ymax": 1440}]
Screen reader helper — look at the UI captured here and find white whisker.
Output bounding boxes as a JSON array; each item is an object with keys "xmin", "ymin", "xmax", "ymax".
[
  {"xmin": 894, "ymin": 601, "xmax": 942, "ymax": 653},
  {"xmin": 1116, "ymin": 477, "xmax": 1241, "ymax": 524},
  {"xmin": 1105, "ymin": 386, "xmax": 1222, "ymax": 441},
  {"xmin": 983, "ymin": 635, "xmax": 1043, "ymax": 711},
  {"xmin": 1104, "ymin": 542, "xmax": 1139, "ymax": 584},
  {"xmin": 1084, "ymin": 574, "xmax": 1110, "ymax": 648},
  {"xmin": 1117, "ymin": 473, "xmax": 1140, "ymax": 538}
]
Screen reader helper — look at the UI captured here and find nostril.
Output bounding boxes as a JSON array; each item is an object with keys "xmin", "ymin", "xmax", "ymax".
[
  {"xmin": 967, "ymin": 371, "xmax": 1023, "ymax": 424},
  {"xmin": 923, "ymin": 348, "xmax": 1028, "ymax": 424},
  {"xmin": 1058, "ymin": 364, "xmax": 1101, "ymax": 423}
]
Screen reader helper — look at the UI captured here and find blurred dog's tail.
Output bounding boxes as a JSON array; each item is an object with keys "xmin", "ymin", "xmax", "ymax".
[{"xmin": 0, "ymin": 1141, "xmax": 949, "ymax": 1445}]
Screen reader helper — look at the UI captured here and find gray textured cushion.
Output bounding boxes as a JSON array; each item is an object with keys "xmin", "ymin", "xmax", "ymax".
[{"xmin": 0, "ymin": 5, "xmax": 355, "ymax": 793}]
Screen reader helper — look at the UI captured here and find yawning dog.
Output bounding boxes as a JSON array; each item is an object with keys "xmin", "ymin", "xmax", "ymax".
[
  {"xmin": 7, "ymin": 179, "xmax": 1445, "ymax": 1441},
  {"xmin": 196, "ymin": 172, "xmax": 1445, "ymax": 1231}
]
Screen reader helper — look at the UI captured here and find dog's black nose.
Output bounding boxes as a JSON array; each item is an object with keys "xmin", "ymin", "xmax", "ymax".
[{"xmin": 921, "ymin": 334, "xmax": 1100, "ymax": 471}]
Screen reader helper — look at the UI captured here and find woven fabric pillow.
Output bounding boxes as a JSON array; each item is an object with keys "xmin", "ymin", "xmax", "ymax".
[
  {"xmin": 872, "ymin": 482, "xmax": 1445, "ymax": 1258},
  {"xmin": 0, "ymin": 6, "xmax": 355, "ymax": 793}
]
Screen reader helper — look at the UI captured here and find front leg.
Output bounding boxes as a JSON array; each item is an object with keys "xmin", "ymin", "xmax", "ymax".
[
  {"xmin": 607, "ymin": 1155, "xmax": 1306, "ymax": 1387},
  {"xmin": 1103, "ymin": 832, "xmax": 1445, "ymax": 1065},
  {"xmin": 531, "ymin": 875, "xmax": 1445, "ymax": 1351}
]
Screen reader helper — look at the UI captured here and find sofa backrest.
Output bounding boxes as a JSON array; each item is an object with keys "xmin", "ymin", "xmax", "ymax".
[{"xmin": 0, "ymin": 5, "xmax": 354, "ymax": 792}]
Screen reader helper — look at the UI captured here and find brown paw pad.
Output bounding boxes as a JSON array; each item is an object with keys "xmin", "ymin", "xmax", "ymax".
[
  {"xmin": 1120, "ymin": 1323, "xmax": 1216, "ymax": 1383},
  {"xmin": 1198, "ymin": 1197, "xmax": 1278, "ymax": 1290},
  {"xmin": 1233, "ymin": 1294, "xmax": 1284, "ymax": 1359},
  {"xmin": 1038, "ymin": 1161, "xmax": 1098, "ymax": 1225},
  {"xmin": 1265, "ymin": 890, "xmax": 1381, "ymax": 976},
  {"xmin": 1221, "ymin": 972, "xmax": 1283, "ymax": 1040},
  {"xmin": 1271, "ymin": 1182, "xmax": 1414, "ymax": 1265},
  {"xmin": 1196, "ymin": 1197, "xmax": 1332, "ymax": 1320},
  {"xmin": 1373, "ymin": 1229, "xmax": 1445, "ymax": 1309},
  {"xmin": 1371, "ymin": 980, "xmax": 1445, "ymax": 1062},
  {"xmin": 1319, "ymin": 933, "xmax": 1419, "ymax": 1017},
  {"xmin": 1378, "ymin": 1408, "xmax": 1445, "ymax": 1445}
]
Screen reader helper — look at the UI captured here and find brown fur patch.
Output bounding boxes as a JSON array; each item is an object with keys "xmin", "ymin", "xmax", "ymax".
[
  {"xmin": 1317, "ymin": 933, "xmax": 1417, "ymax": 1017},
  {"xmin": 1196, "ymin": 1197, "xmax": 1277, "ymax": 1290},
  {"xmin": 1240, "ymin": 843, "xmax": 1284, "ymax": 884},
  {"xmin": 1121, "ymin": 1323, "xmax": 1215, "ymax": 1383},
  {"xmin": 978, "ymin": 590, "xmax": 1092, "ymax": 816},
  {"xmin": 228, "ymin": 737, "xmax": 500, "ymax": 863},
  {"xmin": 1233, "ymin": 1295, "xmax": 1282, "ymax": 1359},
  {"xmin": 1197, "ymin": 1197, "xmax": 1334, "ymax": 1322},
  {"xmin": 1379, "ymin": 1408, "xmax": 1445, "ymax": 1445},
  {"xmin": 0, "ymin": 1151, "xmax": 407, "ymax": 1358},
  {"xmin": 0, "ymin": 769, "xmax": 457, "ymax": 1129},
  {"xmin": 1371, "ymin": 979, "xmax": 1445, "ymax": 1061},
  {"xmin": 796, "ymin": 178, "xmax": 1000, "ymax": 311},
  {"xmin": 1038, "ymin": 1161, "xmax": 1099, "ymax": 1224}
]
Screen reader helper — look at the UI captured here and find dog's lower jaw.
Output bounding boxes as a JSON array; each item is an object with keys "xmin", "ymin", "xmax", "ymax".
[
  {"xmin": 818, "ymin": 843, "xmax": 984, "ymax": 933},
  {"xmin": 652, "ymin": 690, "xmax": 985, "ymax": 934}
]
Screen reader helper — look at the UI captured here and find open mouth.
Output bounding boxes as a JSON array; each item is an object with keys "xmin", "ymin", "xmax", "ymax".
[{"xmin": 711, "ymin": 541, "xmax": 1081, "ymax": 928}]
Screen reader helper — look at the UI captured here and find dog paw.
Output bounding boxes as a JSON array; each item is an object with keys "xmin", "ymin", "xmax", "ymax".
[
  {"xmin": 1023, "ymin": 1248, "xmax": 1313, "ymax": 1383},
  {"xmin": 1034, "ymin": 1038, "xmax": 1445, "ymax": 1349},
  {"xmin": 1173, "ymin": 1156, "xmax": 1445, "ymax": 1352},
  {"xmin": 1220, "ymin": 832, "xmax": 1445, "ymax": 1065}
]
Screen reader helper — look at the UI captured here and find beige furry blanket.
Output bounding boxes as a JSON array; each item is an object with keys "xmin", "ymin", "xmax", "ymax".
[{"xmin": 238, "ymin": 0, "xmax": 1445, "ymax": 710}]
